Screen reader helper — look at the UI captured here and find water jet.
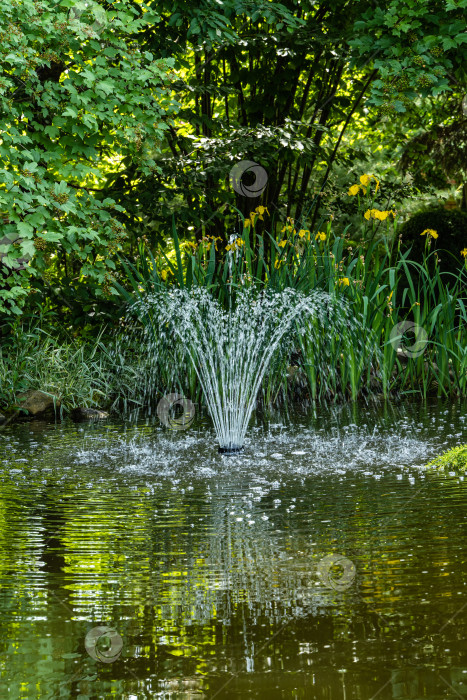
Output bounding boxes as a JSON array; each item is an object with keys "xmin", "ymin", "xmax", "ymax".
[{"xmin": 132, "ymin": 286, "xmax": 368, "ymax": 453}]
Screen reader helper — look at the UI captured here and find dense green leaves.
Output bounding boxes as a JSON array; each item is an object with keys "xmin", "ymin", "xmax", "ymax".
[
  {"xmin": 350, "ymin": 0, "xmax": 467, "ymax": 112},
  {"xmin": 121, "ymin": 0, "xmax": 466, "ymax": 253},
  {"xmin": 0, "ymin": 0, "xmax": 178, "ymax": 315}
]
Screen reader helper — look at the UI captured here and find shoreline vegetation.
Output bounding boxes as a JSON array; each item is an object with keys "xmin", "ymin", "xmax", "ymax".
[{"xmin": 2, "ymin": 201, "xmax": 466, "ymax": 424}]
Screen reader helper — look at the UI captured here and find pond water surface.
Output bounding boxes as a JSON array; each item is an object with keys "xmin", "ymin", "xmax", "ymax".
[{"xmin": 0, "ymin": 400, "xmax": 466, "ymax": 699}]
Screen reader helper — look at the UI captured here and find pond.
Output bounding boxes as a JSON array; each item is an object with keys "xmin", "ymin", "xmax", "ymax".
[{"xmin": 0, "ymin": 399, "xmax": 466, "ymax": 699}]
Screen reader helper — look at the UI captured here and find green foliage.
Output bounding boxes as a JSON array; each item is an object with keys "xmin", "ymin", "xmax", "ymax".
[
  {"xmin": 350, "ymin": 0, "xmax": 467, "ymax": 113},
  {"xmin": 1, "ymin": 0, "xmax": 465, "ymax": 343},
  {"xmin": 399, "ymin": 209, "xmax": 467, "ymax": 274},
  {"xmin": 0, "ymin": 0, "xmax": 178, "ymax": 316},
  {"xmin": 427, "ymin": 444, "xmax": 467, "ymax": 472},
  {"xmin": 3, "ymin": 206, "xmax": 465, "ymax": 416},
  {"xmin": 115, "ymin": 0, "xmax": 467, "ymax": 249},
  {"xmin": 0, "ymin": 326, "xmax": 104, "ymax": 412},
  {"xmin": 113, "ymin": 1, "xmax": 386, "ymax": 243},
  {"xmin": 399, "ymin": 99, "xmax": 467, "ymax": 191}
]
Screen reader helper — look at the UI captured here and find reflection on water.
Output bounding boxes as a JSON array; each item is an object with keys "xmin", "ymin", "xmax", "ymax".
[{"xmin": 0, "ymin": 400, "xmax": 466, "ymax": 699}]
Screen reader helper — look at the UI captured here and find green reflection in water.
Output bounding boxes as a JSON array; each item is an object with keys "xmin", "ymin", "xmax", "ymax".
[{"xmin": 0, "ymin": 400, "xmax": 466, "ymax": 699}]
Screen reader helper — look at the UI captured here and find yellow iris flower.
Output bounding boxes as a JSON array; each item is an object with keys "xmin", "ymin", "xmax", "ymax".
[
  {"xmin": 364, "ymin": 208, "xmax": 396, "ymax": 221},
  {"xmin": 348, "ymin": 174, "xmax": 379, "ymax": 196},
  {"xmin": 421, "ymin": 229, "xmax": 438, "ymax": 239},
  {"xmin": 226, "ymin": 238, "xmax": 245, "ymax": 252},
  {"xmin": 255, "ymin": 205, "xmax": 269, "ymax": 218}
]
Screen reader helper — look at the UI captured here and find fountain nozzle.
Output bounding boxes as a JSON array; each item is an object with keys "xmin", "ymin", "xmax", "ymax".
[{"xmin": 218, "ymin": 445, "xmax": 244, "ymax": 455}]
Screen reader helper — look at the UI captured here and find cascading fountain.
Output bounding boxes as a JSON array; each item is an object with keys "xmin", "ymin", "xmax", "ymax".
[{"xmin": 131, "ymin": 285, "xmax": 365, "ymax": 454}]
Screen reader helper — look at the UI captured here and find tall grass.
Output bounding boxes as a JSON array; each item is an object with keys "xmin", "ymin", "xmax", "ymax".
[
  {"xmin": 0, "ymin": 326, "xmax": 163, "ymax": 415},
  {"xmin": 3, "ymin": 219, "xmax": 463, "ymax": 418},
  {"xmin": 116, "ymin": 215, "xmax": 467, "ymax": 403}
]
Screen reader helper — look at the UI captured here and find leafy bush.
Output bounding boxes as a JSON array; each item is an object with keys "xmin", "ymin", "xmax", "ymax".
[
  {"xmin": 399, "ymin": 209, "xmax": 467, "ymax": 276},
  {"xmin": 0, "ymin": 0, "xmax": 177, "ymax": 316}
]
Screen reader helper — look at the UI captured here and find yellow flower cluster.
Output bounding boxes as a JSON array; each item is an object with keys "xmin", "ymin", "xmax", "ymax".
[
  {"xmin": 278, "ymin": 218, "xmax": 313, "ymax": 247},
  {"xmin": 226, "ymin": 237, "xmax": 245, "ymax": 252},
  {"xmin": 364, "ymin": 208, "xmax": 396, "ymax": 221},
  {"xmin": 348, "ymin": 174, "xmax": 380, "ymax": 196},
  {"xmin": 339, "ymin": 277, "xmax": 350, "ymax": 286},
  {"xmin": 420, "ymin": 228, "xmax": 438, "ymax": 239},
  {"xmin": 202, "ymin": 235, "xmax": 222, "ymax": 251},
  {"xmin": 281, "ymin": 216, "xmax": 296, "ymax": 235},
  {"xmin": 315, "ymin": 231, "xmax": 326, "ymax": 241},
  {"xmin": 244, "ymin": 205, "xmax": 269, "ymax": 228},
  {"xmin": 461, "ymin": 248, "xmax": 467, "ymax": 257}
]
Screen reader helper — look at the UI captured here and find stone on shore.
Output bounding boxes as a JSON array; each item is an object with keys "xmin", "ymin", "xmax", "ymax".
[
  {"xmin": 72, "ymin": 407, "xmax": 109, "ymax": 421},
  {"xmin": 17, "ymin": 390, "xmax": 60, "ymax": 416}
]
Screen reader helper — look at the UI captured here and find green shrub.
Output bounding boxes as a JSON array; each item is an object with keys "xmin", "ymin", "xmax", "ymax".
[
  {"xmin": 426, "ymin": 444, "xmax": 467, "ymax": 472},
  {"xmin": 399, "ymin": 209, "xmax": 467, "ymax": 277}
]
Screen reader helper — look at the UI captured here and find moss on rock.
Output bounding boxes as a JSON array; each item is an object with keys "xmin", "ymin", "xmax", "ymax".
[{"xmin": 426, "ymin": 444, "xmax": 467, "ymax": 472}]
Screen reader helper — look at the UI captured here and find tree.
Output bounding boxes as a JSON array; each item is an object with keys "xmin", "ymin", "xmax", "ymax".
[
  {"xmin": 2, "ymin": 0, "xmax": 465, "ymax": 320},
  {"xmin": 112, "ymin": 0, "xmax": 466, "ymax": 249},
  {"xmin": 0, "ymin": 0, "xmax": 178, "ymax": 317},
  {"xmin": 398, "ymin": 93, "xmax": 467, "ymax": 208}
]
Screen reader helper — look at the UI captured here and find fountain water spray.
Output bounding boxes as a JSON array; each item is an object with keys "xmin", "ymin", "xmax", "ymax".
[{"xmin": 132, "ymin": 286, "xmax": 364, "ymax": 453}]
